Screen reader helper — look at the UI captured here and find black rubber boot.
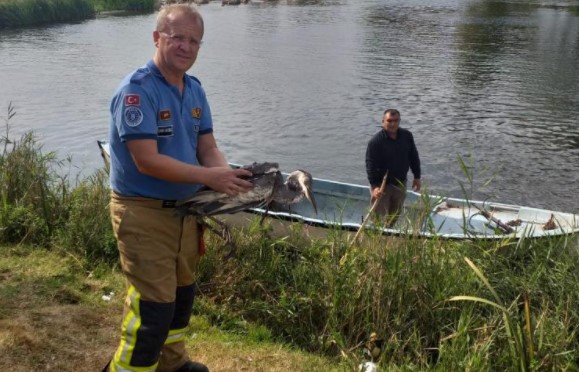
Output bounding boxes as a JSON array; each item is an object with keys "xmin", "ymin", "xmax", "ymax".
[
  {"xmin": 175, "ymin": 360, "xmax": 210, "ymax": 372},
  {"xmin": 101, "ymin": 360, "xmax": 111, "ymax": 372}
]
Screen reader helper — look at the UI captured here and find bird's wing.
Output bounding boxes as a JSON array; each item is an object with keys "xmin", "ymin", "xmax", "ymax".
[
  {"xmin": 178, "ymin": 191, "xmax": 270, "ymax": 217},
  {"xmin": 176, "ymin": 190, "xmax": 260, "ymax": 216},
  {"xmin": 175, "ymin": 188, "xmax": 223, "ymax": 213},
  {"xmin": 183, "ymin": 188, "xmax": 226, "ymax": 203},
  {"xmin": 242, "ymin": 162, "xmax": 279, "ymax": 175},
  {"xmin": 176, "ymin": 164, "xmax": 280, "ymax": 217},
  {"xmin": 200, "ymin": 199, "xmax": 268, "ymax": 216}
]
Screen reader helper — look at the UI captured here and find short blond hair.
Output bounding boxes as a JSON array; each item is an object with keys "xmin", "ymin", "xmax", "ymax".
[{"xmin": 156, "ymin": 4, "xmax": 204, "ymax": 33}]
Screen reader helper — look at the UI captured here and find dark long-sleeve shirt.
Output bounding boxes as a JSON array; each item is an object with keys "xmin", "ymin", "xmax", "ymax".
[{"xmin": 365, "ymin": 128, "xmax": 421, "ymax": 189}]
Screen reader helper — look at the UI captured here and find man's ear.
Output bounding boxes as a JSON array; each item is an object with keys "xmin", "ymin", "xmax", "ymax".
[{"xmin": 153, "ymin": 30, "xmax": 161, "ymax": 47}]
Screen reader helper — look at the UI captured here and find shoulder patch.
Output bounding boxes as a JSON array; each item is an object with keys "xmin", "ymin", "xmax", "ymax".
[{"xmin": 124, "ymin": 106, "xmax": 143, "ymax": 127}]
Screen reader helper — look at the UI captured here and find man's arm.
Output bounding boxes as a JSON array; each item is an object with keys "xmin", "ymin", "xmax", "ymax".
[
  {"xmin": 365, "ymin": 138, "xmax": 382, "ymax": 189},
  {"xmin": 365, "ymin": 138, "xmax": 386, "ymax": 198},
  {"xmin": 197, "ymin": 133, "xmax": 228, "ymax": 168},
  {"xmin": 126, "ymin": 138, "xmax": 252, "ymax": 195},
  {"xmin": 408, "ymin": 133, "xmax": 421, "ymax": 191}
]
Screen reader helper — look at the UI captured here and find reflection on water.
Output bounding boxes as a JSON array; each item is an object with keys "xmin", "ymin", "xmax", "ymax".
[{"xmin": 0, "ymin": 0, "xmax": 577, "ymax": 212}]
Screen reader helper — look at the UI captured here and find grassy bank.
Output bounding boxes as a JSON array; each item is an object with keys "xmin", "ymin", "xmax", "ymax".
[
  {"xmin": 0, "ymin": 0, "xmax": 155, "ymax": 28},
  {"xmin": 0, "ymin": 245, "xmax": 346, "ymax": 371},
  {"xmin": 1, "ymin": 106, "xmax": 578, "ymax": 370}
]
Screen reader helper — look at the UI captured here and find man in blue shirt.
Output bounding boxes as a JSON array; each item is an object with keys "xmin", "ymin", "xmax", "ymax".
[
  {"xmin": 365, "ymin": 109, "xmax": 421, "ymax": 227},
  {"xmin": 105, "ymin": 4, "xmax": 252, "ymax": 372}
]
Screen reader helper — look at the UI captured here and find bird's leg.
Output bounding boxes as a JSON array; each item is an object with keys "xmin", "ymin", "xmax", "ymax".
[
  {"xmin": 259, "ymin": 205, "xmax": 271, "ymax": 226},
  {"xmin": 198, "ymin": 216, "xmax": 237, "ymax": 259},
  {"xmin": 256, "ymin": 204, "xmax": 276, "ymax": 242}
]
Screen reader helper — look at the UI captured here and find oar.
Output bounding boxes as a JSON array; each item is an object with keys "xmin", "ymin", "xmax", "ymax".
[
  {"xmin": 471, "ymin": 203, "xmax": 514, "ymax": 234},
  {"xmin": 351, "ymin": 171, "xmax": 388, "ymax": 244}
]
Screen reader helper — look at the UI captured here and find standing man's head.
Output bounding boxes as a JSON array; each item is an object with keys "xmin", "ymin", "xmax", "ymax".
[
  {"xmin": 382, "ymin": 109, "xmax": 401, "ymax": 137},
  {"xmin": 153, "ymin": 4, "xmax": 204, "ymax": 82}
]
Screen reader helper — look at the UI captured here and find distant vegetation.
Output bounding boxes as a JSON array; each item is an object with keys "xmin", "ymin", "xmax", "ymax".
[
  {"xmin": 93, "ymin": 0, "xmax": 156, "ymax": 13},
  {"xmin": 1, "ymin": 103, "xmax": 578, "ymax": 370},
  {"xmin": 0, "ymin": 0, "xmax": 155, "ymax": 28}
]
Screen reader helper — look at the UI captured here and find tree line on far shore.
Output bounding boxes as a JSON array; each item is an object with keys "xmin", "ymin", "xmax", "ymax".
[{"xmin": 0, "ymin": 0, "xmax": 157, "ymax": 28}]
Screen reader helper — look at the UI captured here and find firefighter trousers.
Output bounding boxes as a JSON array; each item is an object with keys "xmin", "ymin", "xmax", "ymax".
[{"xmin": 109, "ymin": 192, "xmax": 203, "ymax": 372}]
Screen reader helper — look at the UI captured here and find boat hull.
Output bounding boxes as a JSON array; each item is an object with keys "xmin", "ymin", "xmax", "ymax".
[{"xmin": 97, "ymin": 140, "xmax": 579, "ymax": 240}]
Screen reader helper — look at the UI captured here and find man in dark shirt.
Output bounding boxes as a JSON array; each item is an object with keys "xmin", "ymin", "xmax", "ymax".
[{"xmin": 365, "ymin": 109, "xmax": 421, "ymax": 226}]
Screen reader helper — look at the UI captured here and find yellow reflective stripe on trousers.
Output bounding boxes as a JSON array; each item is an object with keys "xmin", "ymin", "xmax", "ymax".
[
  {"xmin": 112, "ymin": 285, "xmax": 157, "ymax": 371},
  {"xmin": 164, "ymin": 327, "xmax": 187, "ymax": 344}
]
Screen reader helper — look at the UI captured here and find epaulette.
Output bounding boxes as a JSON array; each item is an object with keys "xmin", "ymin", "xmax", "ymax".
[
  {"xmin": 187, "ymin": 74, "xmax": 202, "ymax": 86},
  {"xmin": 129, "ymin": 67, "xmax": 152, "ymax": 85}
]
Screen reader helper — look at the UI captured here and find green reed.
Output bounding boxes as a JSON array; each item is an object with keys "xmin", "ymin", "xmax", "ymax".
[
  {"xmin": 1, "ymin": 102, "xmax": 64, "ymax": 245},
  {"xmin": 0, "ymin": 104, "xmax": 116, "ymax": 264}
]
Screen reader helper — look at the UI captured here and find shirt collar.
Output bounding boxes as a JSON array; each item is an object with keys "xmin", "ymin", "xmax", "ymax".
[
  {"xmin": 146, "ymin": 60, "xmax": 162, "ymax": 77},
  {"xmin": 146, "ymin": 60, "xmax": 190, "ymax": 89},
  {"xmin": 382, "ymin": 128, "xmax": 399, "ymax": 139}
]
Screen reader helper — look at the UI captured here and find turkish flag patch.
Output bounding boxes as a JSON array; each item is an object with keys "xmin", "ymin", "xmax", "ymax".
[{"xmin": 125, "ymin": 94, "xmax": 140, "ymax": 106}]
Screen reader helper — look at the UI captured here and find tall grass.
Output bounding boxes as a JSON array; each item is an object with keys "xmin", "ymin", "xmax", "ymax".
[
  {"xmin": 1, "ymin": 103, "xmax": 578, "ymax": 370},
  {"xmin": 197, "ymin": 220, "xmax": 579, "ymax": 369},
  {"xmin": 0, "ymin": 103, "xmax": 117, "ymax": 264},
  {"xmin": 1, "ymin": 103, "xmax": 66, "ymax": 245}
]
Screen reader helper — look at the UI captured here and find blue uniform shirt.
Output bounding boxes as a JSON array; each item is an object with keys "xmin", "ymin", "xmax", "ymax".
[{"xmin": 109, "ymin": 60, "xmax": 213, "ymax": 200}]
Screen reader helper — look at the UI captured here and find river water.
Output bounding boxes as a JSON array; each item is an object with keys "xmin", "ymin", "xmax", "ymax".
[{"xmin": 1, "ymin": 0, "xmax": 578, "ymax": 212}]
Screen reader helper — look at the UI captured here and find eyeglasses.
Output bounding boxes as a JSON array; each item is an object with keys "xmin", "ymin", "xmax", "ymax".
[{"xmin": 159, "ymin": 32, "xmax": 203, "ymax": 49}]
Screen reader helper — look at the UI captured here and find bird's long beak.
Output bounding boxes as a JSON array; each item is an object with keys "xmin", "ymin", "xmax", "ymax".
[
  {"xmin": 304, "ymin": 185, "xmax": 317, "ymax": 214},
  {"xmin": 295, "ymin": 170, "xmax": 318, "ymax": 214}
]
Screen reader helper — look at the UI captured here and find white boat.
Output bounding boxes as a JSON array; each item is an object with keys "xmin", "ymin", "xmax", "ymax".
[{"xmin": 97, "ymin": 140, "xmax": 579, "ymax": 240}]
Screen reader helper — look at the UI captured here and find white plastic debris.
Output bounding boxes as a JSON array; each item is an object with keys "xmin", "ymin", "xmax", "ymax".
[
  {"xmin": 358, "ymin": 361, "xmax": 378, "ymax": 372},
  {"xmin": 101, "ymin": 291, "xmax": 114, "ymax": 301}
]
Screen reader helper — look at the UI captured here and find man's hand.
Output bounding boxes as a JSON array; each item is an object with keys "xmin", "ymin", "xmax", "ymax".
[
  {"xmin": 412, "ymin": 179, "xmax": 421, "ymax": 192},
  {"xmin": 203, "ymin": 167, "xmax": 254, "ymax": 196},
  {"xmin": 371, "ymin": 187, "xmax": 384, "ymax": 199}
]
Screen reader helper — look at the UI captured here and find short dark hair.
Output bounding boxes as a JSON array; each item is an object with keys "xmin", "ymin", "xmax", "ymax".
[{"xmin": 383, "ymin": 109, "xmax": 400, "ymax": 117}]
